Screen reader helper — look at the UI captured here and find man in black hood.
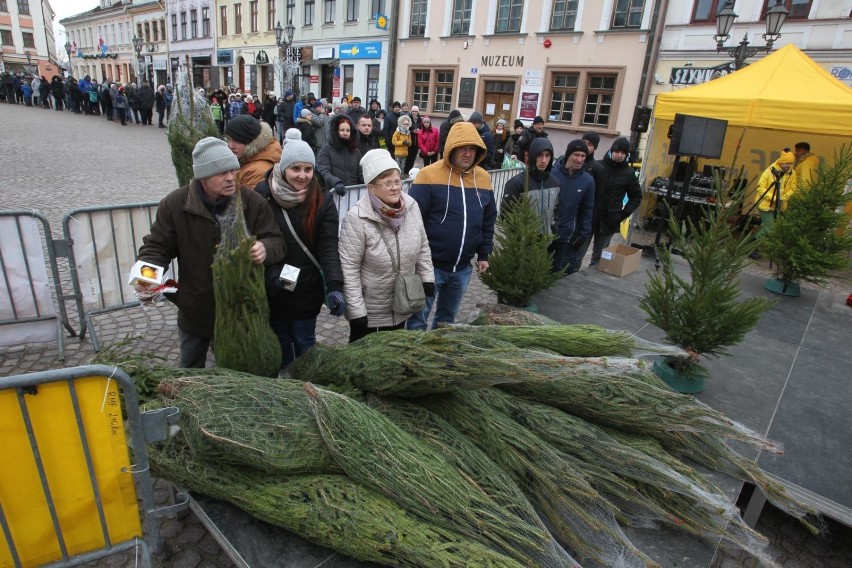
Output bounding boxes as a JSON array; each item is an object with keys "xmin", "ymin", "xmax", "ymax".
[
  {"xmin": 577, "ymin": 136, "xmax": 642, "ymax": 267},
  {"xmin": 438, "ymin": 109, "xmax": 466, "ymax": 158},
  {"xmin": 468, "ymin": 112, "xmax": 496, "ymax": 170},
  {"xmin": 500, "ymin": 138, "xmax": 560, "ymax": 234}
]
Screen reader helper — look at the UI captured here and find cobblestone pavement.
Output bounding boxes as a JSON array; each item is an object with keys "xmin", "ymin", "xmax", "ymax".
[{"xmin": 2, "ymin": 103, "xmax": 850, "ymax": 567}]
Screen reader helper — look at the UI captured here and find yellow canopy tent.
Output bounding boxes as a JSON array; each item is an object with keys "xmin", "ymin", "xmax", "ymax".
[{"xmin": 639, "ymin": 44, "xmax": 852, "ymax": 215}]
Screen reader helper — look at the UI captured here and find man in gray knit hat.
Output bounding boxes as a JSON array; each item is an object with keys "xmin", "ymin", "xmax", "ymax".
[{"xmin": 135, "ymin": 137, "xmax": 285, "ymax": 368}]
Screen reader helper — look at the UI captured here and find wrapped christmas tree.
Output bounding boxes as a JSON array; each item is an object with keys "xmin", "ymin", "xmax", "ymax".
[{"xmin": 168, "ymin": 57, "xmax": 218, "ymax": 186}]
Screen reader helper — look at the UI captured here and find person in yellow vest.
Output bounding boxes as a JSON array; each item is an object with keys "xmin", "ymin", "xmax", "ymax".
[
  {"xmin": 793, "ymin": 141, "xmax": 819, "ymax": 189},
  {"xmin": 755, "ymin": 151, "xmax": 799, "ymax": 238}
]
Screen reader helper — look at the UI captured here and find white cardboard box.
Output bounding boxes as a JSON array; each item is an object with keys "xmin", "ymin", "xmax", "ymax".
[{"xmin": 598, "ymin": 244, "xmax": 642, "ymax": 277}]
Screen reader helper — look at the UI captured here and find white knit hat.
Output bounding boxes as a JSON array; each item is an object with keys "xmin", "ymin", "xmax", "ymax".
[
  {"xmin": 192, "ymin": 137, "xmax": 240, "ymax": 179},
  {"xmin": 360, "ymin": 149, "xmax": 399, "ymax": 185},
  {"xmin": 279, "ymin": 139, "xmax": 315, "ymax": 171}
]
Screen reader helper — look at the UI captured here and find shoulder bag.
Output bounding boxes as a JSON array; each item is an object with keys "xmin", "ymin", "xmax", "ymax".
[{"xmin": 378, "ymin": 228, "xmax": 426, "ymax": 316}]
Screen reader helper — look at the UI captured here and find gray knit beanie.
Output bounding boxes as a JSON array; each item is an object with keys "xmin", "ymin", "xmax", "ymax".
[
  {"xmin": 192, "ymin": 137, "xmax": 240, "ymax": 179},
  {"xmin": 278, "ymin": 139, "xmax": 316, "ymax": 171}
]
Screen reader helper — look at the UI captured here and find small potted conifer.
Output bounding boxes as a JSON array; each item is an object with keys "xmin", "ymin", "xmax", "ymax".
[
  {"xmin": 761, "ymin": 145, "xmax": 852, "ymax": 297},
  {"xmin": 639, "ymin": 173, "xmax": 773, "ymax": 393},
  {"xmin": 480, "ymin": 194, "xmax": 564, "ymax": 310}
]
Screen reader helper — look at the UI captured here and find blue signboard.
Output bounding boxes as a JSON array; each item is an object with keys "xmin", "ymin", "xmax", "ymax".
[
  {"xmin": 339, "ymin": 42, "xmax": 382, "ymax": 60},
  {"xmin": 217, "ymin": 49, "xmax": 234, "ymax": 66}
]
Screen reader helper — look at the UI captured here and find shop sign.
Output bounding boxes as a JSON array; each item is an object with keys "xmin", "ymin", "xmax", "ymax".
[
  {"xmin": 153, "ymin": 60, "xmax": 167, "ymax": 70},
  {"xmin": 255, "ymin": 50, "xmax": 270, "ymax": 65},
  {"xmin": 669, "ymin": 62, "xmax": 735, "ymax": 85},
  {"xmin": 217, "ymin": 49, "xmax": 234, "ymax": 66},
  {"xmin": 339, "ymin": 42, "xmax": 382, "ymax": 59},
  {"xmin": 830, "ymin": 65, "xmax": 852, "ymax": 86}
]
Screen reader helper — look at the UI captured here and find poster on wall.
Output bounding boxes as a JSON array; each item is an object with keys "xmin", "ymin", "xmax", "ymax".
[{"xmin": 519, "ymin": 92, "xmax": 539, "ymax": 119}]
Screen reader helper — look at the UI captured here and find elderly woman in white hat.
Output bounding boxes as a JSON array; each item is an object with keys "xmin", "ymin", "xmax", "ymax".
[{"xmin": 338, "ymin": 149, "xmax": 434, "ymax": 342}]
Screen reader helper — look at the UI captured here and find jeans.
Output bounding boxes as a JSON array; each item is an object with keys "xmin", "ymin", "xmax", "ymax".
[
  {"xmin": 178, "ymin": 328, "xmax": 211, "ymax": 368},
  {"xmin": 270, "ymin": 316, "xmax": 317, "ymax": 367},
  {"xmin": 550, "ymin": 242, "xmax": 582, "ymax": 275},
  {"xmin": 407, "ymin": 265, "xmax": 473, "ymax": 331}
]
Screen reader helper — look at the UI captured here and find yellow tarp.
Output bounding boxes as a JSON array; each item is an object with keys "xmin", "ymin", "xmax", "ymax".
[
  {"xmin": 653, "ymin": 44, "xmax": 852, "ymax": 136},
  {"xmin": 0, "ymin": 375, "xmax": 142, "ymax": 567}
]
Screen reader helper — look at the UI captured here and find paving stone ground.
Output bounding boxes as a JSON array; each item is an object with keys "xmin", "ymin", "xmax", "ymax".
[{"xmin": 2, "ymin": 102, "xmax": 850, "ymax": 567}]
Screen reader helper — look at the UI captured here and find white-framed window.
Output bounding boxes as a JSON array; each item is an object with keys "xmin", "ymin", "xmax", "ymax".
[
  {"xmin": 545, "ymin": 68, "xmax": 621, "ymax": 129},
  {"xmin": 451, "ymin": 0, "xmax": 472, "ymax": 35},
  {"xmin": 410, "ymin": 0, "xmax": 427, "ymax": 36},
  {"xmin": 611, "ymin": 0, "xmax": 644, "ymax": 29},
  {"xmin": 550, "ymin": 0, "xmax": 578, "ymax": 30},
  {"xmin": 495, "ymin": 0, "xmax": 523, "ymax": 33},
  {"xmin": 410, "ymin": 68, "xmax": 456, "ymax": 113}
]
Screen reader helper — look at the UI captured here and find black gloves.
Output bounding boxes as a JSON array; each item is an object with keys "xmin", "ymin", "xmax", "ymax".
[
  {"xmin": 334, "ymin": 182, "xmax": 347, "ymax": 196},
  {"xmin": 422, "ymin": 281, "xmax": 436, "ymax": 297},
  {"xmin": 348, "ymin": 316, "xmax": 369, "ymax": 343}
]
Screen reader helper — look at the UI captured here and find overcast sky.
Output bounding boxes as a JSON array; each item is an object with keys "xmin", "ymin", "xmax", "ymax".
[{"xmin": 52, "ymin": 0, "xmax": 99, "ymax": 54}]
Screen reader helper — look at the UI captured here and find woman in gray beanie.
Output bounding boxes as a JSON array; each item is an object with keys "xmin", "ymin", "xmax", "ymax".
[
  {"xmin": 338, "ymin": 149, "xmax": 434, "ymax": 342},
  {"xmin": 254, "ymin": 138, "xmax": 345, "ymax": 368}
]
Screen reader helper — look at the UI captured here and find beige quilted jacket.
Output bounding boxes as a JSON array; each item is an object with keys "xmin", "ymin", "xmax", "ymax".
[{"xmin": 339, "ymin": 192, "xmax": 434, "ymax": 327}]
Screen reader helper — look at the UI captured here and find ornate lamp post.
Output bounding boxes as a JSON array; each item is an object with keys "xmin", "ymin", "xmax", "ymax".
[
  {"xmin": 25, "ymin": 51, "xmax": 35, "ymax": 76},
  {"xmin": 714, "ymin": 0, "xmax": 789, "ymax": 70},
  {"xmin": 133, "ymin": 35, "xmax": 144, "ymax": 85},
  {"xmin": 274, "ymin": 19, "xmax": 296, "ymax": 97},
  {"xmin": 64, "ymin": 41, "xmax": 73, "ymax": 78}
]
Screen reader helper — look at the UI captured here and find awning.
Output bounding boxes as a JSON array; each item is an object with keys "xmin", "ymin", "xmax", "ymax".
[{"xmin": 300, "ymin": 58, "xmax": 338, "ymax": 66}]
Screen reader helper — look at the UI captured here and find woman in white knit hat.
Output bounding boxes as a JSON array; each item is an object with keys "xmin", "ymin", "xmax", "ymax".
[
  {"xmin": 338, "ymin": 149, "xmax": 435, "ymax": 342},
  {"xmin": 255, "ymin": 135, "xmax": 345, "ymax": 368}
]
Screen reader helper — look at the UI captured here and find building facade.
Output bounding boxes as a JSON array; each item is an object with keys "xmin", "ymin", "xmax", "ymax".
[
  {"xmin": 0, "ymin": 0, "xmax": 59, "ymax": 78},
  {"xmin": 390, "ymin": 0, "xmax": 665, "ymax": 153},
  {"xmin": 60, "ymin": 0, "xmax": 138, "ymax": 83},
  {"xmin": 651, "ymin": 0, "xmax": 852, "ymax": 94},
  {"xmin": 164, "ymin": 0, "xmax": 216, "ymax": 90},
  {"xmin": 213, "ymin": 0, "xmax": 390, "ymax": 100}
]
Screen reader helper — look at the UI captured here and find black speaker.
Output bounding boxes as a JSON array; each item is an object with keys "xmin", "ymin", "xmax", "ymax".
[
  {"xmin": 631, "ymin": 106, "xmax": 652, "ymax": 133},
  {"xmin": 668, "ymin": 114, "xmax": 728, "ymax": 159}
]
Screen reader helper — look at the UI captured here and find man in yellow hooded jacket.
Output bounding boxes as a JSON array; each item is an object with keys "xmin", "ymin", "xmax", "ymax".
[{"xmin": 754, "ymin": 151, "xmax": 799, "ymax": 237}]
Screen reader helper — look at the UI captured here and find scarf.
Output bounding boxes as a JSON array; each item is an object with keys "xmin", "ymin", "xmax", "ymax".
[
  {"xmin": 270, "ymin": 166, "xmax": 309, "ymax": 209},
  {"xmin": 397, "ymin": 124, "xmax": 410, "ymax": 136},
  {"xmin": 369, "ymin": 192, "xmax": 406, "ymax": 232}
]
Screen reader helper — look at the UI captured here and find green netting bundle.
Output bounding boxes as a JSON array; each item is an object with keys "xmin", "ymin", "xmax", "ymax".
[
  {"xmin": 303, "ymin": 383, "xmax": 557, "ymax": 567},
  {"xmin": 167, "ymin": 63, "xmax": 218, "ymax": 186},
  {"xmin": 365, "ymin": 395, "xmax": 578, "ymax": 568},
  {"xmin": 155, "ymin": 373, "xmax": 340, "ymax": 474},
  {"xmin": 290, "ymin": 331, "xmax": 551, "ymax": 397},
  {"xmin": 212, "ymin": 191, "xmax": 281, "ymax": 377},
  {"xmin": 147, "ymin": 435, "xmax": 527, "ymax": 568},
  {"xmin": 422, "ymin": 389, "xmax": 655, "ymax": 568}
]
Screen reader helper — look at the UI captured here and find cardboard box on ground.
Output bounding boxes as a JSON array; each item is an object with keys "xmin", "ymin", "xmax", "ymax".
[{"xmin": 598, "ymin": 245, "xmax": 642, "ymax": 277}]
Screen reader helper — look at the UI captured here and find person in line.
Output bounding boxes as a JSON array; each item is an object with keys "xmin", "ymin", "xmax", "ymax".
[
  {"xmin": 492, "ymin": 119, "xmax": 510, "ymax": 168},
  {"xmin": 577, "ymin": 137, "xmax": 642, "ymax": 267},
  {"xmin": 138, "ymin": 82, "xmax": 155, "ymax": 125},
  {"xmin": 500, "ymin": 138, "xmax": 560, "ymax": 235},
  {"xmin": 262, "ymin": 91, "xmax": 278, "ymax": 133},
  {"xmin": 407, "ymin": 122, "xmax": 496, "ymax": 330},
  {"xmin": 582, "ymin": 131, "xmax": 601, "ymax": 172},
  {"xmin": 438, "ymin": 109, "xmax": 465, "ymax": 158},
  {"xmin": 383, "ymin": 101, "xmax": 402, "ymax": 155},
  {"xmin": 50, "ymin": 76, "xmax": 65, "ymax": 111},
  {"xmin": 793, "ymin": 141, "xmax": 819, "ymax": 189},
  {"xmin": 114, "ymin": 85, "xmax": 128, "ymax": 126},
  {"xmin": 392, "ymin": 114, "xmax": 414, "ymax": 173},
  {"xmin": 155, "ymin": 85, "xmax": 167, "ymax": 127},
  {"xmin": 346, "ymin": 96, "xmax": 368, "ymax": 124},
  {"xmin": 405, "ymin": 105, "xmax": 423, "ymax": 175},
  {"xmin": 134, "ymin": 137, "xmax": 285, "ymax": 367},
  {"xmin": 225, "ymin": 114, "xmax": 283, "ymax": 191},
  {"xmin": 467, "ymin": 112, "xmax": 496, "ymax": 170},
  {"xmin": 255, "ymin": 137, "xmax": 345, "ymax": 367},
  {"xmin": 317, "ymin": 113, "xmax": 362, "ymax": 196},
  {"xmin": 356, "ymin": 114, "xmax": 379, "ymax": 156},
  {"xmin": 417, "ymin": 115, "xmax": 440, "ymax": 168},
  {"xmin": 295, "ymin": 108, "xmax": 318, "ymax": 153},
  {"xmin": 276, "ymin": 90, "xmax": 296, "ymax": 145},
  {"xmin": 511, "ymin": 116, "xmax": 548, "ymax": 164},
  {"xmin": 505, "ymin": 119, "xmax": 525, "ymax": 159},
  {"xmin": 339, "ymin": 149, "xmax": 434, "ymax": 342},
  {"xmin": 550, "ymin": 139, "xmax": 595, "ymax": 274},
  {"xmin": 210, "ymin": 97, "xmax": 224, "ymax": 135}
]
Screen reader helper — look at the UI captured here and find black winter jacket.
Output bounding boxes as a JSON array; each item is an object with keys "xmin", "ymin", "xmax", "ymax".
[
  {"xmin": 590, "ymin": 154, "xmax": 642, "ymax": 234},
  {"xmin": 317, "ymin": 114, "xmax": 363, "ymax": 189},
  {"xmin": 256, "ymin": 174, "xmax": 343, "ymax": 320}
]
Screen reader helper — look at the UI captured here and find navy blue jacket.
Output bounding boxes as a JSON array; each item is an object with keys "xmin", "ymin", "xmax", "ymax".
[{"xmin": 550, "ymin": 155, "xmax": 595, "ymax": 244}]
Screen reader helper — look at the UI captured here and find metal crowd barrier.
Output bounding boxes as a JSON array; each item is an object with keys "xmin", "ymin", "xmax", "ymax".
[
  {"xmin": 0, "ymin": 210, "xmax": 75, "ymax": 360},
  {"xmin": 0, "ymin": 364, "xmax": 187, "ymax": 568},
  {"xmin": 62, "ymin": 202, "xmax": 177, "ymax": 352}
]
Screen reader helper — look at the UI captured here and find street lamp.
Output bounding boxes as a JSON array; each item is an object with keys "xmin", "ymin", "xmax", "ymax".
[
  {"xmin": 714, "ymin": 0, "xmax": 789, "ymax": 70},
  {"xmin": 133, "ymin": 35, "xmax": 144, "ymax": 84},
  {"xmin": 274, "ymin": 19, "xmax": 296, "ymax": 96},
  {"xmin": 64, "ymin": 41, "xmax": 73, "ymax": 78}
]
